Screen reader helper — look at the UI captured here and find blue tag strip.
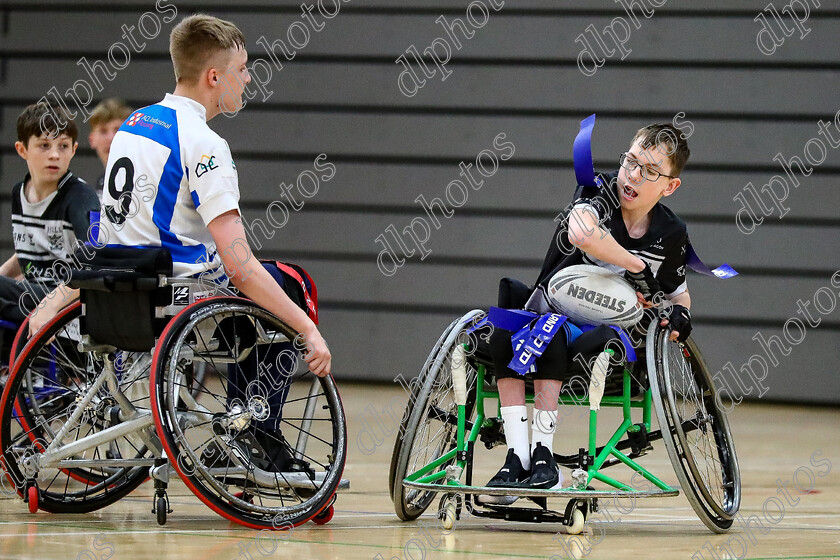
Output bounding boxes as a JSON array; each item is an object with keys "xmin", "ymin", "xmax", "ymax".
[
  {"xmin": 88, "ymin": 210, "xmax": 101, "ymax": 245},
  {"xmin": 686, "ymin": 244, "xmax": 738, "ymax": 279},
  {"xmin": 487, "ymin": 307, "xmax": 537, "ymax": 332},
  {"xmin": 573, "ymin": 114, "xmax": 598, "ymax": 188},
  {"xmin": 509, "ymin": 313, "xmax": 568, "ymax": 375}
]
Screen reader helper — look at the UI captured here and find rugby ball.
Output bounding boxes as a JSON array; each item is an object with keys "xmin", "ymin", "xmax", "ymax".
[{"xmin": 546, "ymin": 264, "xmax": 644, "ymax": 328}]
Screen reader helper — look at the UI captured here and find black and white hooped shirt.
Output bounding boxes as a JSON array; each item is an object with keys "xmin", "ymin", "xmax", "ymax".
[{"xmin": 11, "ymin": 171, "xmax": 100, "ymax": 287}]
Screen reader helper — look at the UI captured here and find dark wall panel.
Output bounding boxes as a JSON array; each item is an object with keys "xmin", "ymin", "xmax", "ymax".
[
  {"xmin": 5, "ymin": 10, "xmax": 840, "ymax": 63},
  {"xmin": 5, "ymin": 60, "xmax": 840, "ymax": 117},
  {"xmin": 1, "ymin": 1, "xmax": 838, "ymax": 404}
]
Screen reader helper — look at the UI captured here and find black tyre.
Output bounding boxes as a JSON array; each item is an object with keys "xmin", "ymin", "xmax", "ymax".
[
  {"xmin": 0, "ymin": 302, "xmax": 151, "ymax": 513},
  {"xmin": 151, "ymin": 297, "xmax": 346, "ymax": 529},
  {"xmin": 390, "ymin": 310, "xmax": 483, "ymax": 521},
  {"xmin": 647, "ymin": 320, "xmax": 740, "ymax": 533}
]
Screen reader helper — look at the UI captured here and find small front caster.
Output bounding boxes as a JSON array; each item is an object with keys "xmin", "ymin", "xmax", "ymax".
[
  {"xmin": 151, "ymin": 458, "xmax": 172, "ymax": 526},
  {"xmin": 156, "ymin": 495, "xmax": 168, "ymax": 526},
  {"xmin": 438, "ymin": 493, "xmax": 462, "ymax": 531}
]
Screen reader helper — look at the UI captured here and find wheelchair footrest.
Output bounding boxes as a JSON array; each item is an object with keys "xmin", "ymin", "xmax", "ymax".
[
  {"xmin": 402, "ymin": 481, "xmax": 679, "ymax": 499},
  {"xmin": 469, "ymin": 504, "xmax": 567, "ymax": 523}
]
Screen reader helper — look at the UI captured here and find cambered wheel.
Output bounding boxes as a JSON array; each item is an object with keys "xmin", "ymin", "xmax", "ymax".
[
  {"xmin": 151, "ymin": 297, "xmax": 346, "ymax": 530},
  {"xmin": 0, "ymin": 302, "xmax": 151, "ymax": 513},
  {"xmin": 647, "ymin": 320, "xmax": 740, "ymax": 533},
  {"xmin": 389, "ymin": 311, "xmax": 483, "ymax": 521}
]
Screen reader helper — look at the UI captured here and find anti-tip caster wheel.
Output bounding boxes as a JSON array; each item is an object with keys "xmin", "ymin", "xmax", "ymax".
[
  {"xmin": 312, "ymin": 504, "xmax": 334, "ymax": 525},
  {"xmin": 27, "ymin": 486, "xmax": 38, "ymax": 514}
]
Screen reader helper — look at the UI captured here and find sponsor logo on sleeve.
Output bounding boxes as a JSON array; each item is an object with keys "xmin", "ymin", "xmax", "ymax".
[
  {"xmin": 127, "ymin": 113, "xmax": 172, "ymax": 130},
  {"xmin": 127, "ymin": 113, "xmax": 144, "ymax": 126},
  {"xmin": 195, "ymin": 155, "xmax": 219, "ymax": 177}
]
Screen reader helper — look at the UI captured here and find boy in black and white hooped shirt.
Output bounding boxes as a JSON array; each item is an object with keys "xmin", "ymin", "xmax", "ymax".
[{"xmin": 0, "ymin": 103, "xmax": 99, "ymax": 339}]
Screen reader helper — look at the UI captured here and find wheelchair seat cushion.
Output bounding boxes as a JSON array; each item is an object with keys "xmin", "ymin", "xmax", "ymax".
[
  {"xmin": 497, "ymin": 277, "xmax": 531, "ymax": 309},
  {"xmin": 73, "ymin": 246, "xmax": 173, "ymax": 275}
]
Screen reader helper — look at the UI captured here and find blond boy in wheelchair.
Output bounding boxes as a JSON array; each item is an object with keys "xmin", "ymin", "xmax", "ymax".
[{"xmin": 28, "ymin": 15, "xmax": 330, "ymax": 378}]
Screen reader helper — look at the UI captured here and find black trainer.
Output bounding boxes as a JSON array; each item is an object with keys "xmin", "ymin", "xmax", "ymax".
[
  {"xmin": 253, "ymin": 429, "xmax": 310, "ymax": 474},
  {"xmin": 522, "ymin": 442, "xmax": 562, "ymax": 489},
  {"xmin": 479, "ymin": 449, "xmax": 530, "ymax": 505},
  {"xmin": 202, "ymin": 426, "xmax": 311, "ymax": 476}
]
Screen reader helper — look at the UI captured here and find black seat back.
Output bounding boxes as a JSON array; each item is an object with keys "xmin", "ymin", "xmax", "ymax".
[{"xmin": 69, "ymin": 246, "xmax": 173, "ymax": 351}]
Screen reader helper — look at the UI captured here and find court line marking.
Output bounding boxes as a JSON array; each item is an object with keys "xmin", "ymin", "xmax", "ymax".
[
  {"xmin": 0, "ymin": 528, "xmax": 838, "ymax": 560},
  {"xmin": 2, "ymin": 521, "xmax": 839, "ymax": 560}
]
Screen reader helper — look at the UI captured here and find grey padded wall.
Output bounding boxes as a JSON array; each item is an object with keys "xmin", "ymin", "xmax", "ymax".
[{"xmin": 1, "ymin": 1, "xmax": 838, "ymax": 403}]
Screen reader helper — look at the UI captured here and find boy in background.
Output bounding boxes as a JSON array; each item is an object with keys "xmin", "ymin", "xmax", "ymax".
[
  {"xmin": 88, "ymin": 98, "xmax": 133, "ymax": 199},
  {"xmin": 0, "ymin": 103, "xmax": 99, "ymax": 355}
]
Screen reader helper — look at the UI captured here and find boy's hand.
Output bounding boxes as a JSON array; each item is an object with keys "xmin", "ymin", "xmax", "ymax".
[
  {"xmin": 28, "ymin": 296, "xmax": 60, "ymax": 337},
  {"xmin": 624, "ymin": 262, "xmax": 661, "ymax": 303},
  {"xmin": 660, "ymin": 304, "xmax": 692, "ymax": 342},
  {"xmin": 27, "ymin": 285, "xmax": 79, "ymax": 338},
  {"xmin": 298, "ymin": 326, "xmax": 331, "ymax": 377}
]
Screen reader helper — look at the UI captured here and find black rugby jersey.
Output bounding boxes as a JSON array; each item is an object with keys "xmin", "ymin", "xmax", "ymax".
[
  {"xmin": 536, "ymin": 171, "xmax": 688, "ymax": 299},
  {"xmin": 11, "ymin": 171, "xmax": 100, "ymax": 287}
]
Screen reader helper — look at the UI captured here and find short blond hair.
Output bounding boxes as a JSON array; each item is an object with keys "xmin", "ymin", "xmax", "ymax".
[
  {"xmin": 169, "ymin": 14, "xmax": 245, "ymax": 84},
  {"xmin": 89, "ymin": 98, "xmax": 133, "ymax": 128}
]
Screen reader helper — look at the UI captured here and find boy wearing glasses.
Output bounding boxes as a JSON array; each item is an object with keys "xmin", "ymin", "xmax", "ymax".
[{"xmin": 480, "ymin": 123, "xmax": 692, "ymax": 503}]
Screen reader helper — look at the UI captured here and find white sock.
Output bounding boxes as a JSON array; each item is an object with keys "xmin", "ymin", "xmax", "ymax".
[
  {"xmin": 532, "ymin": 409, "xmax": 558, "ymax": 455},
  {"xmin": 500, "ymin": 405, "xmax": 530, "ymax": 471}
]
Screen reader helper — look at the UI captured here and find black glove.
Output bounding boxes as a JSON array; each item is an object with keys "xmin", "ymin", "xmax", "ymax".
[
  {"xmin": 624, "ymin": 263, "xmax": 661, "ymax": 302},
  {"xmin": 667, "ymin": 304, "xmax": 692, "ymax": 342}
]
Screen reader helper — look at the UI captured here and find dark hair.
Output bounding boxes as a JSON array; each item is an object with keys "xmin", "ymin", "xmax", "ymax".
[
  {"xmin": 631, "ymin": 123, "xmax": 690, "ymax": 177},
  {"xmin": 16, "ymin": 102, "xmax": 78, "ymax": 145}
]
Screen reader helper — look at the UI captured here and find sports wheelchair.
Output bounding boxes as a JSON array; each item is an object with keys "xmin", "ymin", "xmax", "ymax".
[
  {"xmin": 0, "ymin": 247, "xmax": 347, "ymax": 529},
  {"xmin": 389, "ymin": 308, "xmax": 741, "ymax": 534}
]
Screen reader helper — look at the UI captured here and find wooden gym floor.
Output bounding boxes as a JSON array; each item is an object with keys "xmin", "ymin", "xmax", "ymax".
[{"xmin": 0, "ymin": 382, "xmax": 837, "ymax": 560}]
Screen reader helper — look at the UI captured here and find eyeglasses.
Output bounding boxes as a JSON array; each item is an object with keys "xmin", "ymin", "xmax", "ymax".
[{"xmin": 619, "ymin": 152, "xmax": 677, "ymax": 182}]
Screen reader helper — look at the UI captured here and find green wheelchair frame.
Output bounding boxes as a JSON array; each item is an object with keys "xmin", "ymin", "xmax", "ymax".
[{"xmin": 389, "ymin": 309, "xmax": 740, "ymax": 534}]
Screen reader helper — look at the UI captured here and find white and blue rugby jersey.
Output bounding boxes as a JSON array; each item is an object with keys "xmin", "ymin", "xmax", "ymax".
[{"xmin": 99, "ymin": 93, "xmax": 240, "ymax": 280}]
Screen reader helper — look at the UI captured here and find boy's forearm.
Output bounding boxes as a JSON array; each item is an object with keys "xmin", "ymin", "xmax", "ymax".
[
  {"xmin": 208, "ymin": 211, "xmax": 317, "ymax": 337},
  {"xmin": 0, "ymin": 254, "xmax": 22, "ymax": 278},
  {"xmin": 568, "ymin": 208, "xmax": 645, "ymax": 273},
  {"xmin": 230, "ymin": 261, "xmax": 316, "ymax": 337},
  {"xmin": 579, "ymin": 230, "xmax": 645, "ymax": 273},
  {"xmin": 669, "ymin": 290, "xmax": 691, "ymax": 309}
]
